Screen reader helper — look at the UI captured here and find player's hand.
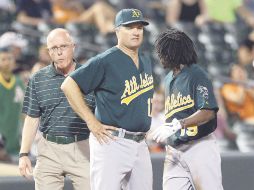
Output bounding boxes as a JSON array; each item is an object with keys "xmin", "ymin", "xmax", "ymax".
[
  {"xmin": 19, "ymin": 156, "xmax": 33, "ymax": 179},
  {"xmin": 150, "ymin": 118, "xmax": 182, "ymax": 143},
  {"xmin": 89, "ymin": 120, "xmax": 117, "ymax": 144}
]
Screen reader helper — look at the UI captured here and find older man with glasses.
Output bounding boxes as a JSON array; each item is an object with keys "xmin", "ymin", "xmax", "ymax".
[{"xmin": 19, "ymin": 28, "xmax": 95, "ymax": 190}]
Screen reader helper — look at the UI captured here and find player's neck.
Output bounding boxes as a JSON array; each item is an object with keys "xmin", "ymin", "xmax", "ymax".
[
  {"xmin": 173, "ymin": 64, "xmax": 184, "ymax": 76},
  {"xmin": 117, "ymin": 44, "xmax": 138, "ymax": 58}
]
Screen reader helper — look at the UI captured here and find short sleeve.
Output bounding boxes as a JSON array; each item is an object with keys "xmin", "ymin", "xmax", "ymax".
[
  {"xmin": 22, "ymin": 77, "xmax": 40, "ymax": 117},
  {"xmin": 70, "ymin": 57, "xmax": 105, "ymax": 94},
  {"xmin": 193, "ymin": 74, "xmax": 218, "ymax": 111}
]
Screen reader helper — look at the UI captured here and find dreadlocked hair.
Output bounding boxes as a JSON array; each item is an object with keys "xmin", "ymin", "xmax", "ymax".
[{"xmin": 155, "ymin": 28, "xmax": 197, "ymax": 70}]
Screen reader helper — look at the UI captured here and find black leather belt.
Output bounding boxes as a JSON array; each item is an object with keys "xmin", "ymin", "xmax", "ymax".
[
  {"xmin": 42, "ymin": 133, "xmax": 88, "ymax": 144},
  {"xmin": 110, "ymin": 130, "xmax": 146, "ymax": 143}
]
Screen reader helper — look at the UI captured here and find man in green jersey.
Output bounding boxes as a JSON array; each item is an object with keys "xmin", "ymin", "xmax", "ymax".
[
  {"xmin": 62, "ymin": 8, "xmax": 154, "ymax": 190},
  {"xmin": 152, "ymin": 28, "xmax": 223, "ymax": 190},
  {"xmin": 0, "ymin": 47, "xmax": 24, "ymax": 157}
]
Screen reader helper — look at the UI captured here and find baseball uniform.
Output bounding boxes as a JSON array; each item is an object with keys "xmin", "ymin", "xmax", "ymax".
[
  {"xmin": 70, "ymin": 46, "xmax": 154, "ymax": 190},
  {"xmin": 163, "ymin": 64, "xmax": 223, "ymax": 190}
]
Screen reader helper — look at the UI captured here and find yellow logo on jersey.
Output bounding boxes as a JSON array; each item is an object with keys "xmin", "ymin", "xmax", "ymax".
[
  {"xmin": 132, "ymin": 9, "xmax": 141, "ymax": 18},
  {"xmin": 165, "ymin": 92, "xmax": 194, "ymax": 119},
  {"xmin": 121, "ymin": 73, "xmax": 153, "ymax": 105}
]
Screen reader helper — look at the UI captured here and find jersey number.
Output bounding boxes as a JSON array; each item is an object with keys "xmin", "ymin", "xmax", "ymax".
[
  {"xmin": 180, "ymin": 126, "xmax": 198, "ymax": 137},
  {"xmin": 147, "ymin": 98, "xmax": 152, "ymax": 117}
]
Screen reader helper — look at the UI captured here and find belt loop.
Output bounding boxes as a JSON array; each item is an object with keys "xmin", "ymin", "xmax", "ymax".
[
  {"xmin": 46, "ymin": 134, "xmax": 48, "ymax": 140},
  {"xmin": 75, "ymin": 135, "xmax": 77, "ymax": 142}
]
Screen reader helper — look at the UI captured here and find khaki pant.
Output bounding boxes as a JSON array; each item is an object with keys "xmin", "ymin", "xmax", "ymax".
[{"xmin": 34, "ymin": 136, "xmax": 90, "ymax": 190}]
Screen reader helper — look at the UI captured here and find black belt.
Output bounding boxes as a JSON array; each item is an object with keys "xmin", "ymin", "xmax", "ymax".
[
  {"xmin": 43, "ymin": 133, "xmax": 88, "ymax": 144},
  {"xmin": 110, "ymin": 130, "xmax": 146, "ymax": 143}
]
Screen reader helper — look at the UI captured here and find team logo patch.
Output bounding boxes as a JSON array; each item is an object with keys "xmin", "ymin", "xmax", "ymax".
[
  {"xmin": 132, "ymin": 9, "xmax": 141, "ymax": 18},
  {"xmin": 197, "ymin": 85, "xmax": 208, "ymax": 99}
]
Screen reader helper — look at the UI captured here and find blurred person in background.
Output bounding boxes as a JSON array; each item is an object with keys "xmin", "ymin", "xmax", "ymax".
[
  {"xmin": 31, "ymin": 45, "xmax": 51, "ymax": 74},
  {"xmin": 213, "ymin": 86, "xmax": 238, "ymax": 151},
  {"xmin": 0, "ymin": 47, "xmax": 25, "ymax": 158},
  {"xmin": 69, "ymin": 0, "xmax": 116, "ymax": 35},
  {"xmin": 237, "ymin": 38, "xmax": 254, "ymax": 79},
  {"xmin": 50, "ymin": 0, "xmax": 84, "ymax": 25},
  {"xmin": 221, "ymin": 64, "xmax": 254, "ymax": 125},
  {"xmin": 16, "ymin": 0, "xmax": 53, "ymax": 26},
  {"xmin": 221, "ymin": 64, "xmax": 254, "ymax": 152},
  {"xmin": 205, "ymin": 0, "xmax": 254, "ymax": 27},
  {"xmin": 166, "ymin": 0, "xmax": 209, "ymax": 27},
  {"xmin": 0, "ymin": 31, "xmax": 28, "ymax": 73}
]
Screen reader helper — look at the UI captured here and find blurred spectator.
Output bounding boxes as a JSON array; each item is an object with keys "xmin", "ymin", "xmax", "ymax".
[
  {"xmin": 205, "ymin": 0, "xmax": 254, "ymax": 28},
  {"xmin": 16, "ymin": 0, "xmax": 53, "ymax": 26},
  {"xmin": 69, "ymin": 0, "xmax": 116, "ymax": 35},
  {"xmin": 221, "ymin": 64, "xmax": 254, "ymax": 125},
  {"xmin": 221, "ymin": 64, "xmax": 254, "ymax": 152},
  {"xmin": 30, "ymin": 45, "xmax": 51, "ymax": 74},
  {"xmin": 50, "ymin": 0, "xmax": 83, "ymax": 25},
  {"xmin": 0, "ymin": 48, "xmax": 25, "ymax": 156},
  {"xmin": 0, "ymin": 31, "xmax": 28, "ymax": 72},
  {"xmin": 214, "ymin": 86, "xmax": 238, "ymax": 151},
  {"xmin": 237, "ymin": 38, "xmax": 254, "ymax": 79},
  {"xmin": 166, "ymin": 0, "xmax": 209, "ymax": 27}
]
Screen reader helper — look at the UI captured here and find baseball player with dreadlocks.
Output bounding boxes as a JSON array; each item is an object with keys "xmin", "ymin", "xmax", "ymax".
[{"xmin": 151, "ymin": 28, "xmax": 224, "ymax": 190}]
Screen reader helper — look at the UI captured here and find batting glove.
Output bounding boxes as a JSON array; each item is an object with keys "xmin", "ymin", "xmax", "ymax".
[{"xmin": 151, "ymin": 118, "xmax": 182, "ymax": 143}]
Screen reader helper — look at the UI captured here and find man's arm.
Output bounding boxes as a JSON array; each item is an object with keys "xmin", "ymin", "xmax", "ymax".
[
  {"xmin": 61, "ymin": 76, "xmax": 116, "ymax": 144},
  {"xmin": 17, "ymin": 12, "xmax": 46, "ymax": 26},
  {"xmin": 19, "ymin": 115, "xmax": 39, "ymax": 179},
  {"xmin": 180, "ymin": 109, "xmax": 215, "ymax": 128}
]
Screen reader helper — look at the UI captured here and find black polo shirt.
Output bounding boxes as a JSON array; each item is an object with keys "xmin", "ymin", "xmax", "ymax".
[{"xmin": 22, "ymin": 63, "xmax": 95, "ymax": 137}]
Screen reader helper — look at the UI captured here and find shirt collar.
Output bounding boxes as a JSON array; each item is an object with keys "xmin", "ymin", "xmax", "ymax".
[{"xmin": 45, "ymin": 60, "xmax": 80, "ymax": 78}]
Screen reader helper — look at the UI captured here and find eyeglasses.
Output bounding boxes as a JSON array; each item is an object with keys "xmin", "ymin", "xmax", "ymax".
[{"xmin": 47, "ymin": 44, "xmax": 72, "ymax": 53}]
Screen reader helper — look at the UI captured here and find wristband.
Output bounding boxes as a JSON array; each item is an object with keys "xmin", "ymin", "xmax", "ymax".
[
  {"xmin": 19, "ymin": 153, "xmax": 29, "ymax": 158},
  {"xmin": 180, "ymin": 119, "xmax": 186, "ymax": 128}
]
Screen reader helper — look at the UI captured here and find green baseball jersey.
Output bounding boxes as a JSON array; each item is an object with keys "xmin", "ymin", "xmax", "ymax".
[
  {"xmin": 71, "ymin": 46, "xmax": 154, "ymax": 132},
  {"xmin": 165, "ymin": 64, "xmax": 218, "ymax": 147},
  {"xmin": 0, "ymin": 74, "xmax": 25, "ymax": 154}
]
